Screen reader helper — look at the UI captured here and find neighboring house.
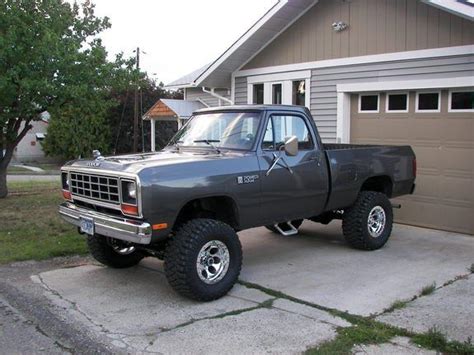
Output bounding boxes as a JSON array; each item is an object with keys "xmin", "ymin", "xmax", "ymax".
[
  {"xmin": 163, "ymin": 0, "xmax": 474, "ymax": 235},
  {"xmin": 142, "ymin": 99, "xmax": 206, "ymax": 151},
  {"xmin": 12, "ymin": 115, "xmax": 49, "ymax": 163}
]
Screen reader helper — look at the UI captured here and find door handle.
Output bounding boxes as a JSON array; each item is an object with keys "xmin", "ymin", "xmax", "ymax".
[{"xmin": 309, "ymin": 154, "xmax": 322, "ymax": 166}]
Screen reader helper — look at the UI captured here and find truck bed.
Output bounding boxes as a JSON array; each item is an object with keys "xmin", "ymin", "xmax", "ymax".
[
  {"xmin": 322, "ymin": 143, "xmax": 416, "ymax": 212},
  {"xmin": 324, "ymin": 143, "xmax": 387, "ymax": 150}
]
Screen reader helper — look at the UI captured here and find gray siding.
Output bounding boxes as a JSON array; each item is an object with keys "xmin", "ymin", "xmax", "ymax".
[
  {"xmin": 234, "ymin": 77, "xmax": 248, "ymax": 105},
  {"xmin": 244, "ymin": 0, "xmax": 474, "ymax": 70},
  {"xmin": 234, "ymin": 54, "xmax": 474, "ymax": 142},
  {"xmin": 310, "ymin": 53, "xmax": 474, "ymax": 142},
  {"xmin": 185, "ymin": 87, "xmax": 231, "ymax": 107}
]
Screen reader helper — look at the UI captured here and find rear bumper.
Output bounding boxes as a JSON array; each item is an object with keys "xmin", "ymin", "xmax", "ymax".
[{"xmin": 59, "ymin": 202, "xmax": 152, "ymax": 245}]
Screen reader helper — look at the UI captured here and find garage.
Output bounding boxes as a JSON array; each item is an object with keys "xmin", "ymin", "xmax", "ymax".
[{"xmin": 350, "ymin": 88, "xmax": 473, "ymax": 235}]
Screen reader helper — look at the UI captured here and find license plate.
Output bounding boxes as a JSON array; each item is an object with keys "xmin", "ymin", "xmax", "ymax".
[{"xmin": 79, "ymin": 216, "xmax": 95, "ymax": 235}]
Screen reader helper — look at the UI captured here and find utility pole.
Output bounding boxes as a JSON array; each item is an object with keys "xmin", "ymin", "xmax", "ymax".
[{"xmin": 133, "ymin": 47, "xmax": 140, "ymax": 153}]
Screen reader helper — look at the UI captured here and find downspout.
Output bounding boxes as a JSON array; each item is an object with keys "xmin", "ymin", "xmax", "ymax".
[{"xmin": 202, "ymin": 87, "xmax": 234, "ymax": 105}]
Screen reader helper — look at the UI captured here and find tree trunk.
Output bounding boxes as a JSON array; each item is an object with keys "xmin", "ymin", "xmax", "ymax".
[{"xmin": 0, "ymin": 166, "xmax": 7, "ymax": 199}]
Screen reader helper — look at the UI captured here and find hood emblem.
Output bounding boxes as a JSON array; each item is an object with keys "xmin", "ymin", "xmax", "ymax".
[
  {"xmin": 87, "ymin": 161, "xmax": 101, "ymax": 167},
  {"xmin": 88, "ymin": 150, "xmax": 104, "ymax": 167},
  {"xmin": 93, "ymin": 150, "xmax": 102, "ymax": 159}
]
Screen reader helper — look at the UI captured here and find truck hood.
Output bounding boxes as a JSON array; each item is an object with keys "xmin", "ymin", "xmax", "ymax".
[{"xmin": 63, "ymin": 149, "xmax": 249, "ymax": 175}]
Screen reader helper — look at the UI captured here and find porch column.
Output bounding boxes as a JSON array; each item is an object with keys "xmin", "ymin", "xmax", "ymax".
[
  {"xmin": 150, "ymin": 119, "xmax": 156, "ymax": 152},
  {"xmin": 177, "ymin": 118, "xmax": 182, "ymax": 130}
]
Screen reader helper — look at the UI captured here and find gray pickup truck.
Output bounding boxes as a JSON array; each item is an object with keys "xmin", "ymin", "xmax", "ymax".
[{"xmin": 59, "ymin": 105, "xmax": 416, "ymax": 301}]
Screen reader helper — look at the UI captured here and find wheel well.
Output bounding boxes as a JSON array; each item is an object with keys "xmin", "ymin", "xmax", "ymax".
[
  {"xmin": 360, "ymin": 176, "xmax": 393, "ymax": 197},
  {"xmin": 174, "ymin": 196, "xmax": 239, "ymax": 230}
]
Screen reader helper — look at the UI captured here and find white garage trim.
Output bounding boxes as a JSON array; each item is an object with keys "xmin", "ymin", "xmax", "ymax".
[{"xmin": 335, "ymin": 76, "xmax": 474, "ymax": 143}]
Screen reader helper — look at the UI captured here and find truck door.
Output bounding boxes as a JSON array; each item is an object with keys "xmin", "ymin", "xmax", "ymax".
[{"xmin": 257, "ymin": 112, "xmax": 329, "ymax": 224}]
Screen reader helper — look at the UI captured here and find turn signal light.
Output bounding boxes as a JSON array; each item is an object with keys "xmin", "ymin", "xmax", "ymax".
[
  {"xmin": 62, "ymin": 190, "xmax": 72, "ymax": 200},
  {"xmin": 121, "ymin": 203, "xmax": 138, "ymax": 216},
  {"xmin": 152, "ymin": 223, "xmax": 168, "ymax": 230}
]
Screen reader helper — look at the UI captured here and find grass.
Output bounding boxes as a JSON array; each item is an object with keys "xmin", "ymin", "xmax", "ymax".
[
  {"xmin": 238, "ymin": 281, "xmax": 474, "ymax": 355},
  {"xmin": 7, "ymin": 163, "xmax": 61, "ymax": 175},
  {"xmin": 420, "ymin": 282, "xmax": 437, "ymax": 296},
  {"xmin": 412, "ymin": 327, "xmax": 474, "ymax": 355},
  {"xmin": 0, "ymin": 181, "xmax": 88, "ymax": 264}
]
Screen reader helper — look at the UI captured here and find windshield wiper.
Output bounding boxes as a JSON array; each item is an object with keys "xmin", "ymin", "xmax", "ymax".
[
  {"xmin": 193, "ymin": 139, "xmax": 221, "ymax": 154},
  {"xmin": 172, "ymin": 140, "xmax": 183, "ymax": 152}
]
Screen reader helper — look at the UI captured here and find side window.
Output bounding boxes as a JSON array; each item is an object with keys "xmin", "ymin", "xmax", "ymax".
[
  {"xmin": 262, "ymin": 118, "xmax": 274, "ymax": 150},
  {"xmin": 262, "ymin": 115, "xmax": 313, "ymax": 150}
]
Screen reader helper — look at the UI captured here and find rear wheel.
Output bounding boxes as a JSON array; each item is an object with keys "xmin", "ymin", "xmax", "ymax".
[
  {"xmin": 265, "ymin": 219, "xmax": 303, "ymax": 234},
  {"xmin": 87, "ymin": 235, "xmax": 144, "ymax": 268},
  {"xmin": 342, "ymin": 191, "xmax": 393, "ymax": 250},
  {"xmin": 164, "ymin": 219, "xmax": 242, "ymax": 301}
]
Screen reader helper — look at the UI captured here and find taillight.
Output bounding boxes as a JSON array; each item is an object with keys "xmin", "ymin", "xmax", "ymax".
[{"xmin": 412, "ymin": 158, "xmax": 417, "ymax": 178}]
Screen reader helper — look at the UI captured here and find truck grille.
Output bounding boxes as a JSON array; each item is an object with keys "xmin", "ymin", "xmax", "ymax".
[{"xmin": 70, "ymin": 172, "xmax": 120, "ymax": 204}]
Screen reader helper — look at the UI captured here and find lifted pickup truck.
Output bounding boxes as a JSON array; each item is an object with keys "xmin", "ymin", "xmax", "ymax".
[{"xmin": 59, "ymin": 105, "xmax": 416, "ymax": 301}]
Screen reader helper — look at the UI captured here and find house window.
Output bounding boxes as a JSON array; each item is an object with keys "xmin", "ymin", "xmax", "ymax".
[
  {"xmin": 449, "ymin": 90, "xmax": 474, "ymax": 112},
  {"xmin": 359, "ymin": 94, "xmax": 379, "ymax": 113},
  {"xmin": 416, "ymin": 92, "xmax": 440, "ymax": 112},
  {"xmin": 272, "ymin": 83, "xmax": 282, "ymax": 104},
  {"xmin": 292, "ymin": 80, "xmax": 306, "ymax": 106},
  {"xmin": 253, "ymin": 84, "xmax": 264, "ymax": 104},
  {"xmin": 386, "ymin": 93, "xmax": 408, "ymax": 112}
]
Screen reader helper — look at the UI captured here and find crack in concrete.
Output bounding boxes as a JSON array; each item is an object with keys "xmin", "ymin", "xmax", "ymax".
[
  {"xmin": 376, "ymin": 268, "xmax": 473, "ymax": 317},
  {"xmin": 142, "ymin": 298, "xmax": 275, "ymax": 353}
]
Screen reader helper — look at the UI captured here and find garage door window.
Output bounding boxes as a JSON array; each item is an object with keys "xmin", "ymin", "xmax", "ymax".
[
  {"xmin": 416, "ymin": 92, "xmax": 440, "ymax": 112},
  {"xmin": 359, "ymin": 94, "xmax": 379, "ymax": 113},
  {"xmin": 386, "ymin": 93, "xmax": 408, "ymax": 113},
  {"xmin": 449, "ymin": 90, "xmax": 474, "ymax": 112}
]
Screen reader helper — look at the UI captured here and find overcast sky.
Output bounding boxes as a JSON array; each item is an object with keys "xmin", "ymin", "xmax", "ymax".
[{"xmin": 87, "ymin": 0, "xmax": 277, "ymax": 85}]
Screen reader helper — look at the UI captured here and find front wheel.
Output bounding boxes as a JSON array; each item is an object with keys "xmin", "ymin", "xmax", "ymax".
[
  {"xmin": 342, "ymin": 191, "xmax": 393, "ymax": 250},
  {"xmin": 87, "ymin": 235, "xmax": 144, "ymax": 268},
  {"xmin": 164, "ymin": 219, "xmax": 242, "ymax": 301}
]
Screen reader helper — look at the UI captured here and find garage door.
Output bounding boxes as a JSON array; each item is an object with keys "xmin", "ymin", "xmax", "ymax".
[{"xmin": 350, "ymin": 90, "xmax": 473, "ymax": 235}]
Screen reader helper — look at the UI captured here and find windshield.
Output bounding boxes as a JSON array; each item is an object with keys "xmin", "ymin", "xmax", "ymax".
[{"xmin": 169, "ymin": 112, "xmax": 261, "ymax": 150}]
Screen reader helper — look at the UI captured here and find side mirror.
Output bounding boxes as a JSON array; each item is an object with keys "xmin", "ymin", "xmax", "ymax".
[{"xmin": 284, "ymin": 135, "xmax": 299, "ymax": 156}]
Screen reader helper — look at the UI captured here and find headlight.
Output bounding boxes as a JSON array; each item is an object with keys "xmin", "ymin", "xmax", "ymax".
[
  {"xmin": 128, "ymin": 183, "xmax": 137, "ymax": 199},
  {"xmin": 61, "ymin": 172, "xmax": 69, "ymax": 190},
  {"xmin": 121, "ymin": 180, "xmax": 137, "ymax": 205}
]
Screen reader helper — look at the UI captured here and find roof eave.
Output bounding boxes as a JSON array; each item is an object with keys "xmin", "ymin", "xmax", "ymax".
[{"xmin": 193, "ymin": 0, "xmax": 289, "ymax": 87}]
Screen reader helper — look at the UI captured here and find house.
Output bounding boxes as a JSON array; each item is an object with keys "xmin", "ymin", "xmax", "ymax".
[
  {"xmin": 162, "ymin": 0, "xmax": 474, "ymax": 235},
  {"xmin": 12, "ymin": 114, "xmax": 50, "ymax": 163}
]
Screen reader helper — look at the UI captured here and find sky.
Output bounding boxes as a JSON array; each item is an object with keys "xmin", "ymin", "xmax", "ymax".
[{"xmin": 87, "ymin": 0, "xmax": 278, "ymax": 85}]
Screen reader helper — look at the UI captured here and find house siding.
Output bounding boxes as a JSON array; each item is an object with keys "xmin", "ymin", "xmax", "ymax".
[
  {"xmin": 243, "ymin": 0, "xmax": 474, "ymax": 70},
  {"xmin": 235, "ymin": 53, "xmax": 474, "ymax": 142},
  {"xmin": 234, "ymin": 77, "xmax": 248, "ymax": 106},
  {"xmin": 185, "ymin": 87, "xmax": 231, "ymax": 107}
]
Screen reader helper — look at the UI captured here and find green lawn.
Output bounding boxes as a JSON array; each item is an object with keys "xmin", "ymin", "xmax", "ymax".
[
  {"xmin": 0, "ymin": 181, "xmax": 88, "ymax": 264},
  {"xmin": 7, "ymin": 163, "xmax": 62, "ymax": 175}
]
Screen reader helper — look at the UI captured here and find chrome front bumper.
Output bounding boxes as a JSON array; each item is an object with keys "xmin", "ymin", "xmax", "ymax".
[{"xmin": 59, "ymin": 202, "xmax": 152, "ymax": 244}]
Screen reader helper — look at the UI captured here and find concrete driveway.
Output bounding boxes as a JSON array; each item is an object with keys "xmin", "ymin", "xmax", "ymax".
[{"xmin": 0, "ymin": 221, "xmax": 473, "ymax": 354}]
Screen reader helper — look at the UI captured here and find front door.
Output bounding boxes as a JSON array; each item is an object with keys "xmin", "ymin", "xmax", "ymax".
[{"xmin": 257, "ymin": 112, "xmax": 329, "ymax": 224}]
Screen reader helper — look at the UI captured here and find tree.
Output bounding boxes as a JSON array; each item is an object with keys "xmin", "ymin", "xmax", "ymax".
[
  {"xmin": 107, "ymin": 79, "xmax": 183, "ymax": 154},
  {"xmin": 0, "ymin": 0, "xmax": 119, "ymax": 198}
]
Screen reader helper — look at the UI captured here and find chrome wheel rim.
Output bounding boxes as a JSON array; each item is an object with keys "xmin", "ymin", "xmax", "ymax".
[
  {"xmin": 196, "ymin": 240, "xmax": 230, "ymax": 284},
  {"xmin": 367, "ymin": 206, "xmax": 386, "ymax": 238},
  {"xmin": 108, "ymin": 238, "xmax": 136, "ymax": 255}
]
